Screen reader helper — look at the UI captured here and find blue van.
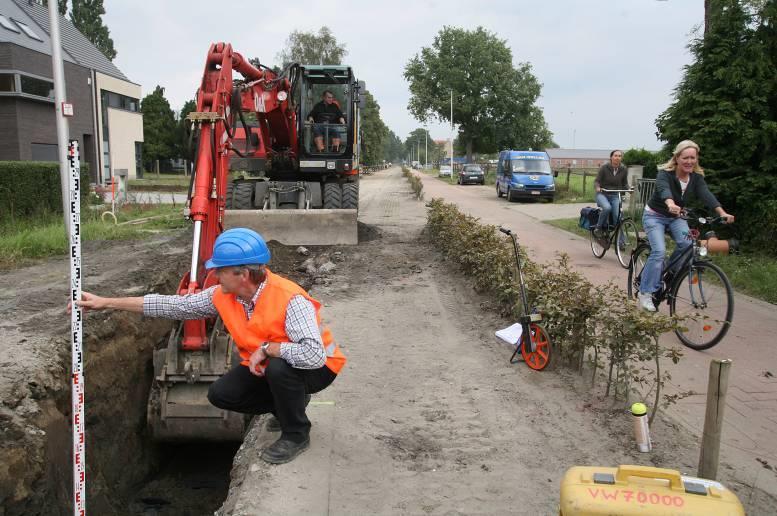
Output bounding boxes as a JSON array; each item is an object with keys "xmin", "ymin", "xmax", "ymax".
[{"xmin": 495, "ymin": 150, "xmax": 556, "ymax": 202}]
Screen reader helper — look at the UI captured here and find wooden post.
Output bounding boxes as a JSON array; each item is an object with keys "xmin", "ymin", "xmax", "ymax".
[
  {"xmin": 155, "ymin": 159, "xmax": 160, "ymax": 176},
  {"xmin": 566, "ymin": 168, "xmax": 571, "ymax": 190},
  {"xmin": 698, "ymin": 359, "xmax": 732, "ymax": 479},
  {"xmin": 582, "ymin": 170, "xmax": 587, "ymax": 197}
]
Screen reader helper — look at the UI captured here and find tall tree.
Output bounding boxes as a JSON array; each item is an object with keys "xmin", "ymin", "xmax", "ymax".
[
  {"xmin": 40, "ymin": 0, "xmax": 68, "ymax": 16},
  {"xmin": 141, "ymin": 86, "xmax": 177, "ymax": 170},
  {"xmin": 174, "ymin": 99, "xmax": 197, "ymax": 161},
  {"xmin": 404, "ymin": 26, "xmax": 552, "ymax": 162},
  {"xmin": 276, "ymin": 27, "xmax": 347, "ymax": 67},
  {"xmin": 656, "ymin": 0, "xmax": 777, "ymax": 250},
  {"xmin": 70, "ymin": 0, "xmax": 116, "ymax": 60},
  {"xmin": 382, "ymin": 130, "xmax": 404, "ymax": 162},
  {"xmin": 360, "ymin": 91, "xmax": 388, "ymax": 166}
]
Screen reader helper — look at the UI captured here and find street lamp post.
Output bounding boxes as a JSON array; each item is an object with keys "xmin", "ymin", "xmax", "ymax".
[{"xmin": 424, "ymin": 128, "xmax": 428, "ymax": 169}]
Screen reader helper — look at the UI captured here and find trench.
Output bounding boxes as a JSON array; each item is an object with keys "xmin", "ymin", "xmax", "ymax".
[{"xmin": 1, "ymin": 237, "xmax": 335, "ymax": 515}]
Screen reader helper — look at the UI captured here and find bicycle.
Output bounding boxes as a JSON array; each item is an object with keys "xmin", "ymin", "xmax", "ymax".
[
  {"xmin": 499, "ymin": 227, "xmax": 552, "ymax": 370},
  {"xmin": 589, "ymin": 188, "xmax": 640, "ymax": 268},
  {"xmin": 627, "ymin": 210, "xmax": 735, "ymax": 350}
]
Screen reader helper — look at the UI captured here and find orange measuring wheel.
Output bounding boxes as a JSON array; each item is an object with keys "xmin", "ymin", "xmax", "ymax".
[{"xmin": 521, "ymin": 323, "xmax": 552, "ymax": 370}]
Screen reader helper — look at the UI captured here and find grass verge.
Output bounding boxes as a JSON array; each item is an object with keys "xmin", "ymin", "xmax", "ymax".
[
  {"xmin": 0, "ymin": 204, "xmax": 188, "ymax": 269},
  {"xmin": 546, "ymin": 217, "xmax": 777, "ymax": 304}
]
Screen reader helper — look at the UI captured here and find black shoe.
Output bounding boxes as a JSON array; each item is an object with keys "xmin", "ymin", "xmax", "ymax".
[{"xmin": 261, "ymin": 437, "xmax": 310, "ymax": 464}]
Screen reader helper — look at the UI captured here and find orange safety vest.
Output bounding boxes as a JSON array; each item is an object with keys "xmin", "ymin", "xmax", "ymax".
[{"xmin": 212, "ymin": 268, "xmax": 346, "ymax": 374}]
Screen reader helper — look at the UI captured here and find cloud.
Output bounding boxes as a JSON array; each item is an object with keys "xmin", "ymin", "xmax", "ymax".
[{"xmin": 103, "ymin": 0, "xmax": 702, "ymax": 150}]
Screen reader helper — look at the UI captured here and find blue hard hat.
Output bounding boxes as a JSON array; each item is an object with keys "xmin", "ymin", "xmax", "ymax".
[{"xmin": 204, "ymin": 228, "xmax": 271, "ymax": 269}]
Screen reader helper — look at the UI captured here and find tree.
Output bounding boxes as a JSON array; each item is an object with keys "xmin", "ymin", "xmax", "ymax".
[
  {"xmin": 623, "ymin": 148, "xmax": 663, "ymax": 179},
  {"xmin": 381, "ymin": 130, "xmax": 404, "ymax": 162},
  {"xmin": 360, "ymin": 91, "xmax": 388, "ymax": 166},
  {"xmin": 70, "ymin": 0, "xmax": 116, "ymax": 60},
  {"xmin": 404, "ymin": 128, "xmax": 431, "ymax": 164},
  {"xmin": 40, "ymin": 0, "xmax": 68, "ymax": 15},
  {"xmin": 276, "ymin": 27, "xmax": 347, "ymax": 67},
  {"xmin": 174, "ymin": 99, "xmax": 197, "ymax": 161},
  {"xmin": 141, "ymin": 86, "xmax": 177, "ymax": 171},
  {"xmin": 404, "ymin": 26, "xmax": 553, "ymax": 162},
  {"xmin": 656, "ymin": 0, "xmax": 777, "ymax": 250}
]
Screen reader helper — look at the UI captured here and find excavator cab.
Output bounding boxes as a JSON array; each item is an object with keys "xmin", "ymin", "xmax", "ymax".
[{"xmin": 297, "ymin": 65, "xmax": 361, "ymax": 173}]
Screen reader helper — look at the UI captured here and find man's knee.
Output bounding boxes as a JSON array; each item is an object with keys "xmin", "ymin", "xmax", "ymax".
[{"xmin": 207, "ymin": 381, "xmax": 228, "ymax": 409}]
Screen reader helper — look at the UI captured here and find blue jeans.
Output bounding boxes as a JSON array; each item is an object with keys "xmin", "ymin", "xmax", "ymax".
[
  {"xmin": 640, "ymin": 211, "xmax": 691, "ymax": 294},
  {"xmin": 595, "ymin": 193, "xmax": 620, "ymax": 229}
]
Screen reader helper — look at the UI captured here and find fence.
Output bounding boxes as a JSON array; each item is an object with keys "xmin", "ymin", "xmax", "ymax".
[{"xmin": 629, "ymin": 178, "xmax": 656, "ymax": 218}]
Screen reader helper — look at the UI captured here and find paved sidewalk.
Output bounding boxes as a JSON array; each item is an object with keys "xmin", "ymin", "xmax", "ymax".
[{"xmin": 419, "ymin": 175, "xmax": 777, "ymax": 501}]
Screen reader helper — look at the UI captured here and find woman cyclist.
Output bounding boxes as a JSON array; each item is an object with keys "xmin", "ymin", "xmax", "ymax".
[{"xmin": 639, "ymin": 140, "xmax": 734, "ymax": 312}]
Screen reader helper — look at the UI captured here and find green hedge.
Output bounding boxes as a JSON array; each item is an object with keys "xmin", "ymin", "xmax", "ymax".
[{"xmin": 0, "ymin": 161, "xmax": 90, "ymax": 218}]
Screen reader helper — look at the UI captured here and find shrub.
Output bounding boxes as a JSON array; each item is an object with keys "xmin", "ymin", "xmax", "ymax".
[
  {"xmin": 426, "ymin": 199, "xmax": 684, "ymax": 422},
  {"xmin": 0, "ymin": 161, "xmax": 90, "ymax": 221}
]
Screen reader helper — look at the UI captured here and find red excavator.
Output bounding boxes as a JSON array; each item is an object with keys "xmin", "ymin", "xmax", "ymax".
[{"xmin": 147, "ymin": 43, "xmax": 363, "ymax": 441}]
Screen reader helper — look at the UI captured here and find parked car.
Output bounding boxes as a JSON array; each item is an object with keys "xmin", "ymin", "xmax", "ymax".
[
  {"xmin": 495, "ymin": 150, "xmax": 556, "ymax": 201},
  {"xmin": 438, "ymin": 165, "xmax": 453, "ymax": 178},
  {"xmin": 458, "ymin": 164, "xmax": 485, "ymax": 185}
]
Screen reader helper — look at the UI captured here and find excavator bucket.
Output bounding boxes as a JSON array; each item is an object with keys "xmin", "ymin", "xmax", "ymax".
[
  {"xmin": 225, "ymin": 208, "xmax": 358, "ymax": 245},
  {"xmin": 147, "ymin": 321, "xmax": 246, "ymax": 442}
]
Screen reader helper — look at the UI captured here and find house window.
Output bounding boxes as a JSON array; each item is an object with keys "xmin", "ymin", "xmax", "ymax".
[
  {"xmin": 0, "ymin": 73, "xmax": 15, "ymax": 92},
  {"xmin": 0, "ymin": 14, "xmax": 20, "ymax": 33},
  {"xmin": 20, "ymin": 75, "xmax": 54, "ymax": 99},
  {"xmin": 13, "ymin": 19, "xmax": 43, "ymax": 41}
]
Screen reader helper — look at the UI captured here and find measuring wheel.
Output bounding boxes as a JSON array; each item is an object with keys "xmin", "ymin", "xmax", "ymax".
[{"xmin": 521, "ymin": 323, "xmax": 552, "ymax": 370}]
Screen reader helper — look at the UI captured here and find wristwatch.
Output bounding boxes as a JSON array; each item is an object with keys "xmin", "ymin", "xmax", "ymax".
[{"xmin": 261, "ymin": 342, "xmax": 270, "ymax": 357}]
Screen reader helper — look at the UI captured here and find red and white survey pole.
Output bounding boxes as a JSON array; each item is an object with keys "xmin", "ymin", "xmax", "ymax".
[{"xmin": 68, "ymin": 140, "xmax": 86, "ymax": 515}]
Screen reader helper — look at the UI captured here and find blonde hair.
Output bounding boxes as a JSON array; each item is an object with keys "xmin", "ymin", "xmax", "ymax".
[{"xmin": 659, "ymin": 140, "xmax": 704, "ymax": 175}]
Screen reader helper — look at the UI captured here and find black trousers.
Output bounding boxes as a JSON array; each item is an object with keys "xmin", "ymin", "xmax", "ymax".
[{"xmin": 207, "ymin": 358, "xmax": 336, "ymax": 442}]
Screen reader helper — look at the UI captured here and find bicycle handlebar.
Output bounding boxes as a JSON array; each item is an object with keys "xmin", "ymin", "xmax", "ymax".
[
  {"xmin": 600, "ymin": 188, "xmax": 634, "ymax": 193},
  {"xmin": 499, "ymin": 227, "xmax": 512, "ymax": 235}
]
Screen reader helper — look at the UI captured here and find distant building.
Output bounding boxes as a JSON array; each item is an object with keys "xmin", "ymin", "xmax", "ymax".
[
  {"xmin": 545, "ymin": 148, "xmax": 611, "ymax": 169},
  {"xmin": 0, "ymin": 0, "xmax": 143, "ymax": 183}
]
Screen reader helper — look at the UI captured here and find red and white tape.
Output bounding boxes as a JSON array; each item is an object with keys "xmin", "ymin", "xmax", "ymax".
[{"xmin": 68, "ymin": 140, "xmax": 86, "ymax": 515}]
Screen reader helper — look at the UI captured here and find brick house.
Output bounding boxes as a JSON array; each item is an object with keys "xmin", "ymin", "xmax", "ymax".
[
  {"xmin": 545, "ymin": 148, "xmax": 612, "ymax": 169},
  {"xmin": 0, "ymin": 0, "xmax": 143, "ymax": 183}
]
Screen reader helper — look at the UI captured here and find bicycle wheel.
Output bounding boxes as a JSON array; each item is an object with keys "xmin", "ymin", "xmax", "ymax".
[
  {"xmin": 627, "ymin": 243, "xmax": 650, "ymax": 299},
  {"xmin": 616, "ymin": 219, "xmax": 639, "ymax": 269},
  {"xmin": 589, "ymin": 229, "xmax": 606, "ymax": 258},
  {"xmin": 670, "ymin": 261, "xmax": 734, "ymax": 350},
  {"xmin": 521, "ymin": 323, "xmax": 552, "ymax": 370}
]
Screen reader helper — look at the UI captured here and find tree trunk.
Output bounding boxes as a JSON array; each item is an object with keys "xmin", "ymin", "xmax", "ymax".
[{"xmin": 466, "ymin": 138, "xmax": 473, "ymax": 163}]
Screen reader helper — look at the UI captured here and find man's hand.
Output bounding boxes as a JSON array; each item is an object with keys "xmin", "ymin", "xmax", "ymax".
[
  {"xmin": 68, "ymin": 292, "xmax": 107, "ymax": 313},
  {"xmin": 248, "ymin": 347, "xmax": 268, "ymax": 377}
]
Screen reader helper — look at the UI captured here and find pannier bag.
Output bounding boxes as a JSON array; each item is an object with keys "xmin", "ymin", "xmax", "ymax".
[{"xmin": 579, "ymin": 207, "xmax": 601, "ymax": 230}]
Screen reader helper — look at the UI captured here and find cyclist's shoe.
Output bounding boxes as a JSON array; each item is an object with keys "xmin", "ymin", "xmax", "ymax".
[{"xmin": 638, "ymin": 293, "xmax": 657, "ymax": 312}]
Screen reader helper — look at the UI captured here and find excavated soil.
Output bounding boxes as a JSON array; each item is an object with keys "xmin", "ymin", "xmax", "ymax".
[{"xmin": 0, "ymin": 228, "xmax": 329, "ymax": 515}]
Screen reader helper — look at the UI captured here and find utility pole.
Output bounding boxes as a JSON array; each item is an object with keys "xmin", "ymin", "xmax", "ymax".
[
  {"xmin": 49, "ymin": 1, "xmax": 71, "ymax": 233},
  {"xmin": 450, "ymin": 90, "xmax": 454, "ymax": 170},
  {"xmin": 424, "ymin": 128, "xmax": 428, "ymax": 169}
]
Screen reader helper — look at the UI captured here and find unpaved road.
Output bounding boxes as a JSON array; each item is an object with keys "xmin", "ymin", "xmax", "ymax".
[
  {"xmin": 416, "ymin": 170, "xmax": 777, "ymax": 504},
  {"xmin": 219, "ymin": 167, "xmax": 775, "ymax": 515}
]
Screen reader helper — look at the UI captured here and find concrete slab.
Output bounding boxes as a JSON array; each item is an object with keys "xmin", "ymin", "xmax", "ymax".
[
  {"xmin": 221, "ymin": 401, "xmax": 335, "ymax": 516},
  {"xmin": 225, "ymin": 209, "xmax": 358, "ymax": 246}
]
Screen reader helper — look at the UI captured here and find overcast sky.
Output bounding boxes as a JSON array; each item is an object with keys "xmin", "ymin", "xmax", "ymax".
[{"xmin": 103, "ymin": 0, "xmax": 703, "ymax": 151}]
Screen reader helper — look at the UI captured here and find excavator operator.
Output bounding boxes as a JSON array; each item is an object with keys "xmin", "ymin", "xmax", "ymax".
[
  {"xmin": 307, "ymin": 89, "xmax": 346, "ymax": 152},
  {"xmin": 71, "ymin": 228, "xmax": 346, "ymax": 464}
]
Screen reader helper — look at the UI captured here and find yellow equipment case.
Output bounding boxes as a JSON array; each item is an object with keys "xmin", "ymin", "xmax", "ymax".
[{"xmin": 559, "ymin": 465, "xmax": 745, "ymax": 515}]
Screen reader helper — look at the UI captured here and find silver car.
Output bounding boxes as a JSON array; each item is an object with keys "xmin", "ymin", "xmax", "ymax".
[{"xmin": 438, "ymin": 165, "xmax": 453, "ymax": 178}]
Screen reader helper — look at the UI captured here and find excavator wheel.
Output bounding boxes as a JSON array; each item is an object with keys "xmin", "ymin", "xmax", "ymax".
[
  {"xmin": 323, "ymin": 182, "xmax": 342, "ymax": 209},
  {"xmin": 225, "ymin": 181, "xmax": 235, "ymax": 209},
  {"xmin": 233, "ymin": 181, "xmax": 253, "ymax": 209},
  {"xmin": 342, "ymin": 182, "xmax": 359, "ymax": 210}
]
